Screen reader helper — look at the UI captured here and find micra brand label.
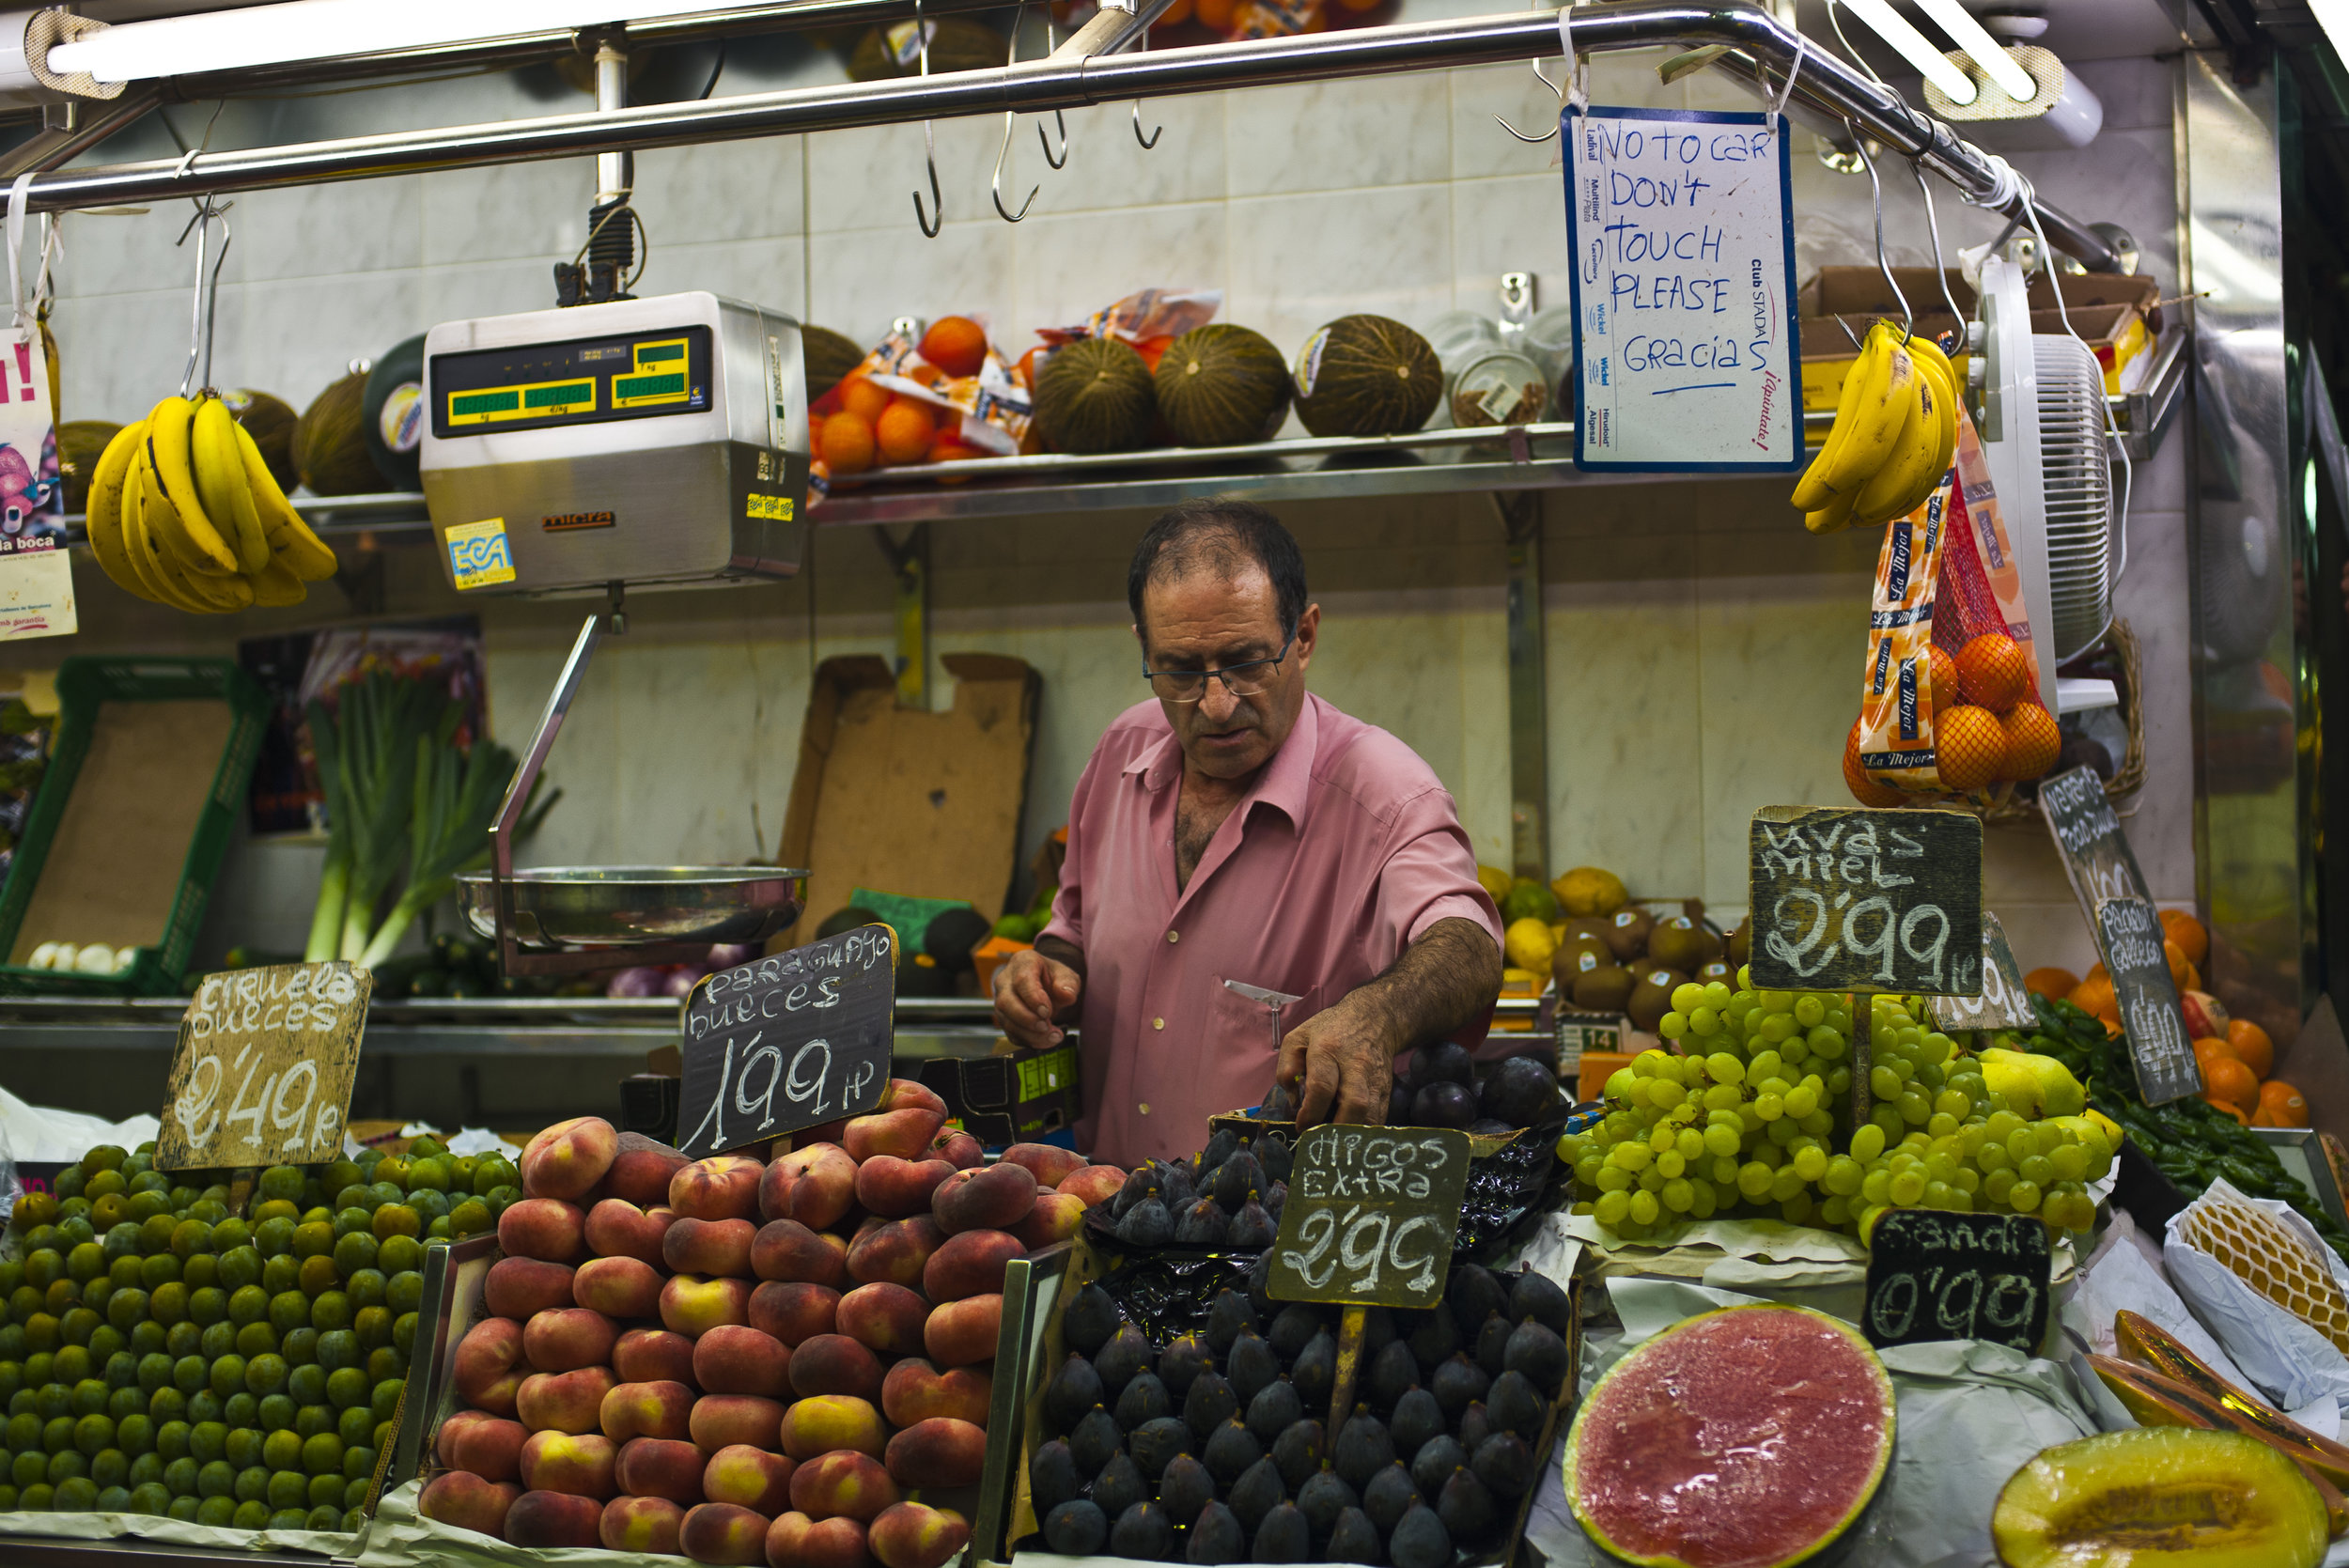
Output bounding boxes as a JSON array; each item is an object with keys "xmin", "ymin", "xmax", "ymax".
[
  {"xmin": 542, "ymin": 511, "xmax": 615, "ymax": 533},
  {"xmin": 445, "ymin": 519, "xmax": 516, "ymax": 590},
  {"xmin": 746, "ymin": 494, "xmax": 794, "ymax": 522}
]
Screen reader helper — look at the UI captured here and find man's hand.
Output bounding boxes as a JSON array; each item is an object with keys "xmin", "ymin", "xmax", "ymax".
[
  {"xmin": 1276, "ymin": 989, "xmax": 1400, "ymax": 1128},
  {"xmin": 992, "ymin": 946, "xmax": 1083, "ymax": 1048}
]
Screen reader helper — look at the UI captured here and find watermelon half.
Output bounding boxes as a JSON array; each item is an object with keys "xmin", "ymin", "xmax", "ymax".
[{"xmin": 1564, "ymin": 1304, "xmax": 1895, "ymax": 1568}]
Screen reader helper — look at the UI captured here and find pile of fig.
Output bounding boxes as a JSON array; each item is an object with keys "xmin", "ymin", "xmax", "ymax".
[
  {"xmin": 1028, "ymin": 1262, "xmax": 1573, "ymax": 1565},
  {"xmin": 1105, "ymin": 1126, "xmax": 1291, "ymax": 1250},
  {"xmin": 1386, "ymin": 1045, "xmax": 1563, "ymax": 1134}
]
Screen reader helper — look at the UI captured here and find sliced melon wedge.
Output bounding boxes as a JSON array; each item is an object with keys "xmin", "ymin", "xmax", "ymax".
[{"xmin": 1993, "ymin": 1426, "xmax": 2328, "ymax": 1568}]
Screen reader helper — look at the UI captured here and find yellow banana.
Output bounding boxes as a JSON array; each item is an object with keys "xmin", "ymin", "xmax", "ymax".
[
  {"xmin": 1908, "ymin": 334, "xmax": 1962, "ymax": 496},
  {"xmin": 143, "ymin": 396, "xmax": 241, "ymax": 576},
  {"xmin": 231, "ymin": 420, "xmax": 336, "ymax": 582},
  {"xmin": 138, "ymin": 459, "xmax": 249, "ymax": 613},
  {"xmin": 1792, "ymin": 324, "xmax": 1913, "ymax": 512},
  {"xmin": 1805, "ymin": 489, "xmax": 1859, "ymax": 536},
  {"xmin": 192, "ymin": 396, "xmax": 268, "ymax": 574},
  {"xmin": 248, "ymin": 557, "xmax": 307, "ymax": 607},
  {"xmin": 119, "ymin": 460, "xmax": 199, "ymax": 611},
  {"xmin": 1852, "ymin": 362, "xmax": 1935, "ymax": 525},
  {"xmin": 1792, "ymin": 322, "xmax": 1888, "ymax": 511},
  {"xmin": 83, "ymin": 421, "xmax": 154, "ymax": 601}
]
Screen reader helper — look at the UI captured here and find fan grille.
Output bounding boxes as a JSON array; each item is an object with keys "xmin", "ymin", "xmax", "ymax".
[{"xmin": 2035, "ymin": 333, "xmax": 2113, "ymax": 661}]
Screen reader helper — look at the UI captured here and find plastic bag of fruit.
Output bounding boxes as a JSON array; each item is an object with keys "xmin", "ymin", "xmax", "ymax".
[
  {"xmin": 1032, "ymin": 287, "xmax": 1223, "ymax": 376},
  {"xmin": 1848, "ymin": 399, "xmax": 2055, "ymax": 802},
  {"xmin": 808, "ymin": 317, "xmax": 1032, "ymax": 493}
]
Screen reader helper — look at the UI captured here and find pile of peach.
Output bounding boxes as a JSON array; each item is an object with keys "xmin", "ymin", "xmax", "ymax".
[{"xmin": 413, "ymin": 1083, "xmax": 1124, "ymax": 1565}]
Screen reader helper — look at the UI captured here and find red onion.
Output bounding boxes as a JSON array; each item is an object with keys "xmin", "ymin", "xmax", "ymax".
[
  {"xmin": 605, "ymin": 966, "xmax": 668, "ymax": 999},
  {"xmin": 662, "ymin": 966, "xmax": 713, "ymax": 1000},
  {"xmin": 706, "ymin": 943, "xmax": 761, "ymax": 969}
]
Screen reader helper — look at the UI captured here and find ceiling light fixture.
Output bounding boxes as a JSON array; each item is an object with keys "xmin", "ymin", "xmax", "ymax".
[
  {"xmin": 2310, "ymin": 0, "xmax": 2349, "ymax": 76},
  {"xmin": 1913, "ymin": 0, "xmax": 2038, "ymax": 101},
  {"xmin": 43, "ymin": 0, "xmax": 724, "ymax": 85},
  {"xmin": 1835, "ymin": 0, "xmax": 1980, "ymax": 106}
]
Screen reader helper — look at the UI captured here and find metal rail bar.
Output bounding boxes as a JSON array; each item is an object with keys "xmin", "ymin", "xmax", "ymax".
[
  {"xmin": 9, "ymin": 0, "xmax": 2123, "ymax": 268},
  {"xmin": 0, "ymin": 86, "xmax": 163, "ymax": 176}
]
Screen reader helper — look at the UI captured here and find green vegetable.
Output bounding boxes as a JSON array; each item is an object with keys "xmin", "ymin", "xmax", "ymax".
[{"xmin": 354, "ymin": 708, "xmax": 516, "ymax": 970}]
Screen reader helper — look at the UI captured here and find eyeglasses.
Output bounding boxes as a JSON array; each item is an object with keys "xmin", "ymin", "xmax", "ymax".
[{"xmin": 1142, "ymin": 632, "xmax": 1296, "ymax": 704}]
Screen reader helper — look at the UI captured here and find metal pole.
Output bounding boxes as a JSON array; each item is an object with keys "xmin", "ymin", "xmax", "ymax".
[
  {"xmin": 9, "ymin": 0, "xmax": 2126, "ymax": 269},
  {"xmin": 1500, "ymin": 493, "xmax": 1548, "ymax": 882},
  {"xmin": 595, "ymin": 43, "xmax": 632, "ymax": 206}
]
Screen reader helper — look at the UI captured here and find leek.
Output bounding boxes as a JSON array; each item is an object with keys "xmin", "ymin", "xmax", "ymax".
[{"xmin": 356, "ymin": 710, "xmax": 519, "ymax": 970}]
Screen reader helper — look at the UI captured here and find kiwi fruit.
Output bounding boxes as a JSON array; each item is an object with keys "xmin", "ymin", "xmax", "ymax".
[
  {"xmin": 1572, "ymin": 962, "xmax": 1636, "ymax": 1013},
  {"xmin": 1600, "ymin": 907, "xmax": 1654, "ymax": 961},
  {"xmin": 1626, "ymin": 967, "xmax": 1688, "ymax": 1032},
  {"xmin": 1646, "ymin": 913, "xmax": 1722, "ymax": 970}
]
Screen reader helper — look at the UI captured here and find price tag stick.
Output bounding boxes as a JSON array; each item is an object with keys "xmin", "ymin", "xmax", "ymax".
[
  {"xmin": 1326, "ymin": 1305, "xmax": 1368, "ymax": 1449},
  {"xmin": 1847, "ymin": 1004, "xmax": 1872, "ymax": 1149}
]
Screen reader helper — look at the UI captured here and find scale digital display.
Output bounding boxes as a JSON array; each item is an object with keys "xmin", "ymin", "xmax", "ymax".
[{"xmin": 430, "ymin": 326, "xmax": 712, "ymax": 438}]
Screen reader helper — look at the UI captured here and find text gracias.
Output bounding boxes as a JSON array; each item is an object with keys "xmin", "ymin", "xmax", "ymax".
[{"xmin": 1579, "ymin": 124, "xmax": 1777, "ymax": 378}]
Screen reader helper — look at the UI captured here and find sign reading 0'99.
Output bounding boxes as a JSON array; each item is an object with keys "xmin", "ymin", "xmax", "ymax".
[{"xmin": 430, "ymin": 325, "xmax": 712, "ymax": 439}]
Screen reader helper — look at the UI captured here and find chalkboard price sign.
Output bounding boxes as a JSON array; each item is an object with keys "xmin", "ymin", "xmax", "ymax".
[
  {"xmin": 2040, "ymin": 765, "xmax": 2151, "ymax": 910},
  {"xmin": 1863, "ymin": 1208, "xmax": 2050, "ymax": 1354},
  {"xmin": 676, "ymin": 926, "xmax": 895, "ymax": 1159},
  {"xmin": 1748, "ymin": 806, "xmax": 1983, "ymax": 995},
  {"xmin": 1930, "ymin": 912, "xmax": 2040, "ymax": 1032},
  {"xmin": 157, "ymin": 962, "xmax": 371, "ymax": 1172},
  {"xmin": 1268, "ymin": 1126, "xmax": 1473, "ymax": 1311},
  {"xmin": 2094, "ymin": 896, "xmax": 2202, "ymax": 1105}
]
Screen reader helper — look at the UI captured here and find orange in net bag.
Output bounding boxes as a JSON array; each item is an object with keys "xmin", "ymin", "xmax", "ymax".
[
  {"xmin": 1851, "ymin": 390, "xmax": 2052, "ymax": 800},
  {"xmin": 807, "ymin": 318, "xmax": 1033, "ymax": 497}
]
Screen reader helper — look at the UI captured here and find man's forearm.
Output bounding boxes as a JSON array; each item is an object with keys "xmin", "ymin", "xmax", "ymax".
[{"xmin": 1345, "ymin": 917, "xmax": 1501, "ymax": 1053}]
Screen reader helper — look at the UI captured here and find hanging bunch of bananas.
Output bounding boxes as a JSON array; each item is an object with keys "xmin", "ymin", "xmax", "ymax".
[
  {"xmin": 1792, "ymin": 320, "xmax": 1961, "ymax": 535},
  {"xmin": 83, "ymin": 394, "xmax": 338, "ymax": 613}
]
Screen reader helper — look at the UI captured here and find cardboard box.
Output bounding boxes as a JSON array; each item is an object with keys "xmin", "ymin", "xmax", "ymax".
[
  {"xmin": 776, "ymin": 653, "xmax": 1041, "ymax": 943},
  {"xmin": 1798, "ymin": 266, "xmax": 2163, "ymax": 411},
  {"xmin": 912, "ymin": 1041, "xmax": 1079, "ymax": 1147}
]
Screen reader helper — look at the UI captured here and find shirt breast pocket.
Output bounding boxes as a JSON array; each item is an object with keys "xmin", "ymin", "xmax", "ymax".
[{"xmin": 1207, "ymin": 978, "xmax": 1321, "ymax": 1088}]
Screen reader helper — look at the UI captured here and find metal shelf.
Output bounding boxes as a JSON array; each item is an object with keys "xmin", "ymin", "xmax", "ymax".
[{"xmin": 0, "ymin": 991, "xmax": 1542, "ymax": 1056}]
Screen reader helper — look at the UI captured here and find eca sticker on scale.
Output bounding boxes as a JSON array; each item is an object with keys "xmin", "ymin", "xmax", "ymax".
[
  {"xmin": 446, "ymin": 518, "xmax": 516, "ymax": 590},
  {"xmin": 1564, "ymin": 107, "xmax": 1802, "ymax": 472}
]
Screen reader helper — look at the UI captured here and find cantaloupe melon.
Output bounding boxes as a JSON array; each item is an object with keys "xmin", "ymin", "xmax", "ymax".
[
  {"xmin": 801, "ymin": 326, "xmax": 866, "ymax": 403},
  {"xmin": 295, "ymin": 372, "xmax": 382, "ymax": 497},
  {"xmin": 1291, "ymin": 315, "xmax": 1440, "ymax": 437},
  {"xmin": 1155, "ymin": 324, "xmax": 1290, "ymax": 446}
]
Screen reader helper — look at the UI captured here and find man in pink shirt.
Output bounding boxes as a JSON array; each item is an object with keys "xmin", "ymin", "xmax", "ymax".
[{"xmin": 991, "ymin": 500, "xmax": 1503, "ymax": 1168}]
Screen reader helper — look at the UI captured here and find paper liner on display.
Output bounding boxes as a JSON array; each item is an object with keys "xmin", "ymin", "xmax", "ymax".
[{"xmin": 2162, "ymin": 1176, "xmax": 2349, "ymax": 1415}]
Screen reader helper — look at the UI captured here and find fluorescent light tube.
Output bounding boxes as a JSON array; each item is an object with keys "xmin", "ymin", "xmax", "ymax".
[
  {"xmin": 1914, "ymin": 0, "xmax": 2038, "ymax": 102},
  {"xmin": 44, "ymin": 0, "xmax": 724, "ymax": 84},
  {"xmin": 1837, "ymin": 0, "xmax": 1978, "ymax": 106},
  {"xmin": 2312, "ymin": 0, "xmax": 2349, "ymax": 75}
]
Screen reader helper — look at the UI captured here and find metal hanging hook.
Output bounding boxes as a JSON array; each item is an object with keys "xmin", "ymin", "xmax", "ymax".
[
  {"xmin": 176, "ymin": 196, "xmax": 231, "ymax": 397},
  {"xmin": 1853, "ymin": 136, "xmax": 1911, "ymax": 343},
  {"xmin": 1495, "ymin": 0, "xmax": 1568, "ymax": 143},
  {"xmin": 1130, "ymin": 21, "xmax": 1161, "ymax": 148},
  {"xmin": 1036, "ymin": 11, "xmax": 1069, "ymax": 168},
  {"xmin": 910, "ymin": 0, "xmax": 943, "ymax": 237},
  {"xmin": 1907, "ymin": 158, "xmax": 1967, "ymax": 335},
  {"xmin": 991, "ymin": 4, "xmax": 1039, "ymax": 221}
]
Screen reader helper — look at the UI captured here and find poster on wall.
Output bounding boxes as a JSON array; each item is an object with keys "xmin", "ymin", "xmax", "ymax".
[{"xmin": 1563, "ymin": 106, "xmax": 1803, "ymax": 473}]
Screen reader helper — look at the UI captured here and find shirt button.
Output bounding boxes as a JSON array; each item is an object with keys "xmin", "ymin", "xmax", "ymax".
[
  {"xmin": 1167, "ymin": 930, "xmax": 1179, "ymax": 944},
  {"xmin": 1153, "ymin": 1017, "xmax": 1165, "ymax": 1030},
  {"xmin": 1140, "ymin": 1103, "xmax": 1152, "ymax": 1115}
]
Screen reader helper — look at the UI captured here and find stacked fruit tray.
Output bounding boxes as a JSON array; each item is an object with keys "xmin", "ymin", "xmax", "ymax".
[
  {"xmin": 1022, "ymin": 1262, "xmax": 1578, "ymax": 1567},
  {"xmin": 410, "ymin": 1085, "xmax": 1129, "ymax": 1563}
]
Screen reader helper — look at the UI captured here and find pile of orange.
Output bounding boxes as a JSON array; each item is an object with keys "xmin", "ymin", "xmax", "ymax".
[
  {"xmin": 817, "ymin": 371, "xmax": 983, "ymax": 480},
  {"xmin": 2027, "ymin": 910, "xmax": 2310, "ymax": 1128},
  {"xmin": 1928, "ymin": 633, "xmax": 2062, "ymax": 791}
]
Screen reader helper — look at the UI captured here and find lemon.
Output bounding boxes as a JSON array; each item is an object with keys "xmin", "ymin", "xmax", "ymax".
[
  {"xmin": 1475, "ymin": 863, "xmax": 1514, "ymax": 903},
  {"xmin": 1552, "ymin": 865, "xmax": 1629, "ymax": 919},
  {"xmin": 1503, "ymin": 917, "xmax": 1559, "ymax": 975}
]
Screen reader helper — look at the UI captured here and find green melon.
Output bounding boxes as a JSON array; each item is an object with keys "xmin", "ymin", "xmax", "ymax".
[
  {"xmin": 1291, "ymin": 315, "xmax": 1441, "ymax": 437},
  {"xmin": 58, "ymin": 420, "xmax": 120, "ymax": 514},
  {"xmin": 295, "ymin": 372, "xmax": 383, "ymax": 497},
  {"xmin": 1155, "ymin": 324, "xmax": 1291, "ymax": 447},
  {"xmin": 848, "ymin": 17, "xmax": 1005, "ymax": 80},
  {"xmin": 801, "ymin": 326, "xmax": 867, "ymax": 403},
  {"xmin": 1034, "ymin": 336, "xmax": 1155, "ymax": 455}
]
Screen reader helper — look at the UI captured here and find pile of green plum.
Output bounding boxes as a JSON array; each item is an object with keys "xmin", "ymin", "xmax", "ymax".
[{"xmin": 0, "ymin": 1135, "xmax": 515, "ymax": 1528}]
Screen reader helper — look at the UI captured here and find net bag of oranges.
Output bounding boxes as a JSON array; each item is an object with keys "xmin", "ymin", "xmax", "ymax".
[
  {"xmin": 807, "ymin": 317, "xmax": 1034, "ymax": 495},
  {"xmin": 1847, "ymin": 392, "xmax": 2061, "ymax": 803}
]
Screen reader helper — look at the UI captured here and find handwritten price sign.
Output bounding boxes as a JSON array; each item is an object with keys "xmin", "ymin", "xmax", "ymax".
[
  {"xmin": 1267, "ymin": 1126, "xmax": 1472, "ymax": 1311},
  {"xmin": 675, "ymin": 925, "xmax": 895, "ymax": 1159},
  {"xmin": 1748, "ymin": 806, "xmax": 1983, "ymax": 995},
  {"xmin": 1930, "ymin": 912, "xmax": 2040, "ymax": 1032},
  {"xmin": 157, "ymin": 962, "xmax": 371, "ymax": 1171},
  {"xmin": 1863, "ymin": 1209, "xmax": 2050, "ymax": 1354}
]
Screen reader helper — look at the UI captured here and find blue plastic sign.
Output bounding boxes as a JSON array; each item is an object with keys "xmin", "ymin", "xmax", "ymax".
[{"xmin": 1564, "ymin": 106, "xmax": 1802, "ymax": 472}]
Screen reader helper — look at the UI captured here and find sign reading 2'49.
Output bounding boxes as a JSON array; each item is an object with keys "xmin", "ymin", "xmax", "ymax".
[
  {"xmin": 157, "ymin": 962, "xmax": 372, "ymax": 1172},
  {"xmin": 1267, "ymin": 1126, "xmax": 1472, "ymax": 1311}
]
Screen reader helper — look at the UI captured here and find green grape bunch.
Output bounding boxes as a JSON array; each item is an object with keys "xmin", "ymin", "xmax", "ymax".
[{"xmin": 1559, "ymin": 971, "xmax": 2113, "ymax": 1244}]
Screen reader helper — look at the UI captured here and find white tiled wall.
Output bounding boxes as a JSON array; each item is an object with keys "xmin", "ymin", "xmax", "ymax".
[{"xmin": 41, "ymin": 37, "xmax": 2193, "ymax": 982}]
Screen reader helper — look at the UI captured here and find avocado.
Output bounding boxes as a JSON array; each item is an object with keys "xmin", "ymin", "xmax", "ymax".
[
  {"xmin": 815, "ymin": 905, "xmax": 881, "ymax": 939},
  {"xmin": 923, "ymin": 907, "xmax": 994, "ymax": 970}
]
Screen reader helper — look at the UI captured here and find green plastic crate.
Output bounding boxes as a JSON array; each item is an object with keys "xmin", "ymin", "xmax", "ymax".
[{"xmin": 0, "ymin": 656, "xmax": 267, "ymax": 997}]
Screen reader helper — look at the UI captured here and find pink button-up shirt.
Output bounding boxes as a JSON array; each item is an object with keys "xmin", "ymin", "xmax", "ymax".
[{"xmin": 1041, "ymin": 692, "xmax": 1502, "ymax": 1169}]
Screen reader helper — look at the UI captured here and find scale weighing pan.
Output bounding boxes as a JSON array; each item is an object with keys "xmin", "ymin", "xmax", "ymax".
[{"xmin": 455, "ymin": 865, "xmax": 806, "ymax": 950}]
